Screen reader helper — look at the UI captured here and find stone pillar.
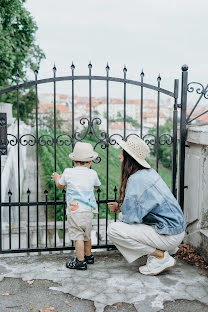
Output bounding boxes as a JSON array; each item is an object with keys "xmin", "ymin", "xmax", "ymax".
[
  {"xmin": 0, "ymin": 102, "xmax": 14, "ymax": 125},
  {"xmin": 183, "ymin": 124, "xmax": 208, "ymax": 262}
]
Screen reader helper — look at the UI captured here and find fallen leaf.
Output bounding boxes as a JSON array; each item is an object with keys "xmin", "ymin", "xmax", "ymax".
[
  {"xmin": 28, "ymin": 308, "xmax": 33, "ymax": 311},
  {"xmin": 65, "ymin": 300, "xmax": 72, "ymax": 307},
  {"xmin": 27, "ymin": 280, "xmax": 34, "ymax": 285},
  {"xmin": 117, "ymin": 302, "xmax": 123, "ymax": 307},
  {"xmin": 39, "ymin": 304, "xmax": 55, "ymax": 312},
  {"xmin": 177, "ymin": 243, "xmax": 208, "ymax": 270},
  {"xmin": 2, "ymin": 292, "xmax": 10, "ymax": 296}
]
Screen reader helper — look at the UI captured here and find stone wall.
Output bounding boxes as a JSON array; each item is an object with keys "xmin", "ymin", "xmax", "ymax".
[{"xmin": 183, "ymin": 124, "xmax": 208, "ymax": 262}]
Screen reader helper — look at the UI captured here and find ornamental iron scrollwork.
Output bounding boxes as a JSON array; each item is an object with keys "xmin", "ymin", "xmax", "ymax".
[
  {"xmin": 19, "ymin": 134, "xmax": 37, "ymax": 146},
  {"xmin": 142, "ymin": 134, "xmax": 156, "ymax": 146},
  {"xmin": 159, "ymin": 134, "xmax": 173, "ymax": 145},
  {"xmin": 187, "ymin": 82, "xmax": 208, "ymax": 123},
  {"xmin": 7, "ymin": 134, "xmax": 18, "ymax": 146},
  {"xmin": 56, "ymin": 134, "xmax": 72, "ymax": 146},
  {"xmin": 187, "ymin": 82, "xmax": 205, "ymax": 95},
  {"xmin": 39, "ymin": 134, "xmax": 54, "ymax": 146},
  {"xmin": 74, "ymin": 118, "xmax": 90, "ymax": 141}
]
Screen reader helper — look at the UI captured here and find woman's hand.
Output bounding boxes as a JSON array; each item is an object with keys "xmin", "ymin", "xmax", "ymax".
[{"xmin": 107, "ymin": 202, "xmax": 121, "ymax": 213}]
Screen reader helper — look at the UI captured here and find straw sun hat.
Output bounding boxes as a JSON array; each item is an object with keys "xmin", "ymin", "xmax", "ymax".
[
  {"xmin": 69, "ymin": 142, "xmax": 98, "ymax": 162},
  {"xmin": 117, "ymin": 135, "xmax": 151, "ymax": 169}
]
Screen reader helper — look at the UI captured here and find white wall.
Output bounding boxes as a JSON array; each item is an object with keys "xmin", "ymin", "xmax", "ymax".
[
  {"xmin": 1, "ymin": 120, "xmax": 31, "ymax": 222},
  {"xmin": 183, "ymin": 124, "xmax": 208, "ymax": 262}
]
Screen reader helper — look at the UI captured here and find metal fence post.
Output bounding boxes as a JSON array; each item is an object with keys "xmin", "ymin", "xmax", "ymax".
[
  {"xmin": 0, "ymin": 113, "xmax": 7, "ymax": 251},
  {"xmin": 178, "ymin": 65, "xmax": 188, "ymax": 210}
]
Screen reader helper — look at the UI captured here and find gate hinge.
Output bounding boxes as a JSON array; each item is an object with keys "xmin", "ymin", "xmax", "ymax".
[
  {"xmin": 0, "ymin": 113, "xmax": 7, "ymax": 156},
  {"xmin": 184, "ymin": 186, "xmax": 188, "ymax": 189},
  {"xmin": 177, "ymin": 104, "xmax": 182, "ymax": 108}
]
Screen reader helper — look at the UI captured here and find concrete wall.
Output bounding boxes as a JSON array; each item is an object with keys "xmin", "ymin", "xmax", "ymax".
[
  {"xmin": 1, "ymin": 219, "xmax": 113, "ymax": 250},
  {"xmin": 183, "ymin": 124, "xmax": 208, "ymax": 262}
]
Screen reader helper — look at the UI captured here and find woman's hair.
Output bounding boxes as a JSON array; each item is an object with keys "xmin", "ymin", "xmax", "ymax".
[{"xmin": 118, "ymin": 149, "xmax": 145, "ymax": 204}]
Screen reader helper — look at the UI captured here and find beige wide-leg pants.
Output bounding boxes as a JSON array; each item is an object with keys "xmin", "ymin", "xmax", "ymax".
[{"xmin": 108, "ymin": 222, "xmax": 185, "ymax": 263}]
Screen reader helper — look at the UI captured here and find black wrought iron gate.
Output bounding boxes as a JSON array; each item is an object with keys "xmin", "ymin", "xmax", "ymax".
[{"xmin": 0, "ymin": 63, "xmax": 197, "ymax": 254}]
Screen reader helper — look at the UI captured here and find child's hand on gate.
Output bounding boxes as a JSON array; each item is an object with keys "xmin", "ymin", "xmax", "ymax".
[
  {"xmin": 107, "ymin": 202, "xmax": 120, "ymax": 213},
  {"xmin": 51, "ymin": 172, "xmax": 60, "ymax": 182}
]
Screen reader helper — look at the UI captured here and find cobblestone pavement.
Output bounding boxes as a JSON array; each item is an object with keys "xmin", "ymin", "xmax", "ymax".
[{"xmin": 0, "ymin": 251, "xmax": 208, "ymax": 312}]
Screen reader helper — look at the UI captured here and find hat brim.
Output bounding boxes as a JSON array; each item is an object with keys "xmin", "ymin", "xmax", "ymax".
[
  {"xmin": 117, "ymin": 139, "xmax": 151, "ymax": 169},
  {"xmin": 69, "ymin": 151, "xmax": 98, "ymax": 162}
]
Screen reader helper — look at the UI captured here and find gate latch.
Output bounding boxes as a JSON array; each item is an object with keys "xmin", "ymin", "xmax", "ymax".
[{"xmin": 0, "ymin": 113, "xmax": 7, "ymax": 156}]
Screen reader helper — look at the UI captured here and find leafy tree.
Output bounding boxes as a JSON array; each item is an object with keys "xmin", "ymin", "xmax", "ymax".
[
  {"xmin": 148, "ymin": 119, "xmax": 173, "ymax": 169},
  {"xmin": 0, "ymin": 0, "xmax": 45, "ymax": 120}
]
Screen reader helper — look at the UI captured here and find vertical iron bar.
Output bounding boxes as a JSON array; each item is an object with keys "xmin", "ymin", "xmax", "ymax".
[
  {"xmin": 8, "ymin": 190, "xmax": 12, "ymax": 249},
  {"xmin": 44, "ymin": 190, "xmax": 48, "ymax": 248},
  {"xmin": 178, "ymin": 65, "xmax": 188, "ymax": 210},
  {"xmin": 97, "ymin": 188, "xmax": 100, "ymax": 245},
  {"xmin": 88, "ymin": 62, "xmax": 92, "ymax": 128},
  {"xmin": 0, "ymin": 156, "xmax": 2, "ymax": 251},
  {"xmin": 35, "ymin": 70, "xmax": 39, "ymax": 248},
  {"xmin": 114, "ymin": 186, "xmax": 117, "ymax": 222},
  {"xmin": 140, "ymin": 70, "xmax": 144, "ymax": 138},
  {"xmin": 27, "ymin": 189, "xmax": 30, "ymax": 248},
  {"xmin": 106, "ymin": 64, "xmax": 110, "ymax": 245},
  {"xmin": 63, "ymin": 190, "xmax": 66, "ymax": 247},
  {"xmin": 53, "ymin": 65, "xmax": 57, "ymax": 247},
  {"xmin": 123, "ymin": 66, "xmax": 127, "ymax": 139},
  {"xmin": 71, "ymin": 63, "xmax": 75, "ymax": 153},
  {"xmin": 171, "ymin": 79, "xmax": 179, "ymax": 197},
  {"xmin": 156, "ymin": 75, "xmax": 161, "ymax": 172},
  {"xmin": 16, "ymin": 72, "xmax": 21, "ymax": 249}
]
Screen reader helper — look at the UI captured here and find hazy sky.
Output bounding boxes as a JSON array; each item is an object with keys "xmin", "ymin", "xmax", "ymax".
[{"xmin": 25, "ymin": 0, "xmax": 208, "ymax": 100}]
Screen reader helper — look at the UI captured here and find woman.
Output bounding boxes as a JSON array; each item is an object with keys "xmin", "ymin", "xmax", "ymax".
[{"xmin": 107, "ymin": 135, "xmax": 186, "ymax": 276}]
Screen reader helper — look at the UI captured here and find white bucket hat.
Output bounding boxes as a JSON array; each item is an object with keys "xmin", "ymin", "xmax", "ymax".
[
  {"xmin": 69, "ymin": 142, "xmax": 98, "ymax": 162},
  {"xmin": 117, "ymin": 135, "xmax": 151, "ymax": 168}
]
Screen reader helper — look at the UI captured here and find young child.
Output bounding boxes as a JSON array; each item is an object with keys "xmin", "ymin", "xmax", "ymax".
[{"xmin": 51, "ymin": 141, "xmax": 101, "ymax": 270}]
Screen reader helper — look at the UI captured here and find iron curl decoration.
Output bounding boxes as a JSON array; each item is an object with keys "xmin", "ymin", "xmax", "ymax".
[
  {"xmin": 187, "ymin": 82, "xmax": 204, "ymax": 95},
  {"xmin": 56, "ymin": 134, "xmax": 72, "ymax": 146},
  {"xmin": 92, "ymin": 140, "xmax": 108, "ymax": 164},
  {"xmin": 126, "ymin": 133, "xmax": 140, "ymax": 140},
  {"xmin": 142, "ymin": 134, "xmax": 156, "ymax": 146},
  {"xmin": 109, "ymin": 133, "xmax": 124, "ymax": 146},
  {"xmin": 7, "ymin": 134, "xmax": 18, "ymax": 146},
  {"xmin": 204, "ymin": 88, "xmax": 208, "ymax": 99},
  {"xmin": 74, "ymin": 118, "xmax": 90, "ymax": 141},
  {"xmin": 19, "ymin": 134, "xmax": 36, "ymax": 146},
  {"xmin": 39, "ymin": 134, "xmax": 54, "ymax": 146},
  {"xmin": 159, "ymin": 133, "xmax": 173, "ymax": 145},
  {"xmin": 91, "ymin": 117, "xmax": 107, "ymax": 141}
]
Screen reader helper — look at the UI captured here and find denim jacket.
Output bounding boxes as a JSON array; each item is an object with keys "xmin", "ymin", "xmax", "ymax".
[{"xmin": 120, "ymin": 168, "xmax": 186, "ymax": 235}]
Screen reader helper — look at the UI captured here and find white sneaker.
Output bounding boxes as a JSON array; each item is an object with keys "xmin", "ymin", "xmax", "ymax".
[
  {"xmin": 139, "ymin": 251, "xmax": 176, "ymax": 276},
  {"xmin": 168, "ymin": 247, "xmax": 179, "ymax": 255}
]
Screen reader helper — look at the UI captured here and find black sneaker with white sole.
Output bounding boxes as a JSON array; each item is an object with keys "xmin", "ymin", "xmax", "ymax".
[
  {"xmin": 66, "ymin": 257, "xmax": 87, "ymax": 270},
  {"xmin": 84, "ymin": 254, "xmax": 94, "ymax": 264}
]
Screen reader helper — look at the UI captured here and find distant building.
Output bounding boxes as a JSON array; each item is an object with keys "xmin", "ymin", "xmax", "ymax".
[{"xmin": 37, "ymin": 93, "xmax": 176, "ymax": 134}]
